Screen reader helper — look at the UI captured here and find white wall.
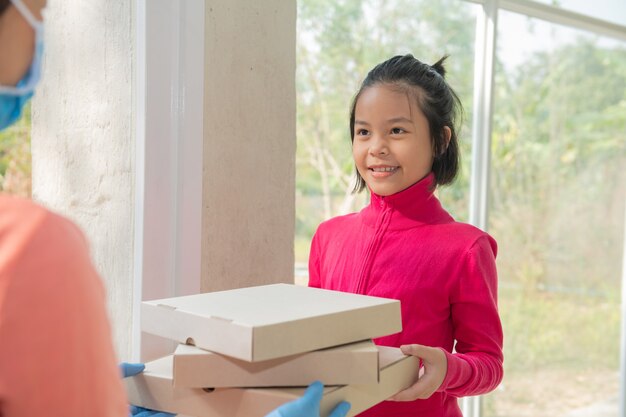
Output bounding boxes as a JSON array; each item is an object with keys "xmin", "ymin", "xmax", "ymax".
[{"xmin": 31, "ymin": 0, "xmax": 134, "ymax": 360}]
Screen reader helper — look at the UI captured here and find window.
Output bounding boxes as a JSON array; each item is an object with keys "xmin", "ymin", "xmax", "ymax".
[
  {"xmin": 485, "ymin": 10, "xmax": 626, "ymax": 416},
  {"xmin": 530, "ymin": 0, "xmax": 626, "ymax": 26}
]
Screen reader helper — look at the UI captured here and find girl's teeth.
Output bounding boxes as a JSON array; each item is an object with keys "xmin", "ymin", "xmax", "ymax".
[{"xmin": 372, "ymin": 167, "xmax": 396, "ymax": 172}]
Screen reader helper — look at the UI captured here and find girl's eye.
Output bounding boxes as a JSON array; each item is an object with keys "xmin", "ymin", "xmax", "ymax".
[
  {"xmin": 391, "ymin": 127, "xmax": 405, "ymax": 134},
  {"xmin": 356, "ymin": 129, "xmax": 369, "ymax": 136}
]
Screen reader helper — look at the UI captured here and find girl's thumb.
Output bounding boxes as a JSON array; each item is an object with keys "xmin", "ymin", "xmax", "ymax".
[{"xmin": 400, "ymin": 343, "xmax": 431, "ymax": 359}]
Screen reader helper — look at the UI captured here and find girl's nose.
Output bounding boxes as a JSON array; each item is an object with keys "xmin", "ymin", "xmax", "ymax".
[{"xmin": 369, "ymin": 135, "xmax": 388, "ymax": 156}]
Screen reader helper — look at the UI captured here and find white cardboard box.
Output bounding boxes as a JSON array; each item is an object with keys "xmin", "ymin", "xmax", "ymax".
[
  {"xmin": 173, "ymin": 340, "xmax": 379, "ymax": 388},
  {"xmin": 141, "ymin": 284, "xmax": 402, "ymax": 362},
  {"xmin": 125, "ymin": 346, "xmax": 419, "ymax": 417}
]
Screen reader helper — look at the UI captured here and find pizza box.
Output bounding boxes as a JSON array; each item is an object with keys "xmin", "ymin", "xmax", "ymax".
[
  {"xmin": 172, "ymin": 340, "xmax": 379, "ymax": 388},
  {"xmin": 125, "ymin": 346, "xmax": 419, "ymax": 417},
  {"xmin": 141, "ymin": 283, "xmax": 401, "ymax": 362}
]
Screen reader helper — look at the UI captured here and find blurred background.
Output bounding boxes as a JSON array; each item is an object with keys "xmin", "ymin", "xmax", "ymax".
[
  {"xmin": 2, "ymin": 0, "xmax": 625, "ymax": 416},
  {"xmin": 292, "ymin": 1, "xmax": 625, "ymax": 416}
]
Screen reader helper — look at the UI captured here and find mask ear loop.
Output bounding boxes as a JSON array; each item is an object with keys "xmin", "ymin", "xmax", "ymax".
[{"xmin": 9, "ymin": 0, "xmax": 42, "ymax": 28}]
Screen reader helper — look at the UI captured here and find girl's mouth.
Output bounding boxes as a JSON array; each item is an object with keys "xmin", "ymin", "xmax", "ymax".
[{"xmin": 369, "ymin": 166, "xmax": 399, "ymax": 178}]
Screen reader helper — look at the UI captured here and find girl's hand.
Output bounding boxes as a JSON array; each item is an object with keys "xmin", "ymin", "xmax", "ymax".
[{"xmin": 389, "ymin": 344, "xmax": 447, "ymax": 401}]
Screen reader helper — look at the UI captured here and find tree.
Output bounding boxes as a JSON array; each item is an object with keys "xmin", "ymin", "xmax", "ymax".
[{"xmin": 490, "ymin": 35, "xmax": 626, "ymax": 293}]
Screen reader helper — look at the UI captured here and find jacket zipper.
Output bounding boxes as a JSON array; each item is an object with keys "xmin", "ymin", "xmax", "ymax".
[{"xmin": 354, "ymin": 198, "xmax": 392, "ymax": 294}]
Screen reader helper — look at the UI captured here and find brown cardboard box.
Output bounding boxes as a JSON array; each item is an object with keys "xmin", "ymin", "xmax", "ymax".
[
  {"xmin": 141, "ymin": 284, "xmax": 401, "ymax": 362},
  {"xmin": 173, "ymin": 340, "xmax": 379, "ymax": 388},
  {"xmin": 125, "ymin": 346, "xmax": 419, "ymax": 417}
]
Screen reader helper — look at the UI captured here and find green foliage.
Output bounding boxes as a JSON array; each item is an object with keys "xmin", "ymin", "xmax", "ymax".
[
  {"xmin": 490, "ymin": 36, "xmax": 626, "ymax": 294},
  {"xmin": 501, "ymin": 288, "xmax": 621, "ymax": 373},
  {"xmin": 0, "ymin": 102, "xmax": 32, "ymax": 197}
]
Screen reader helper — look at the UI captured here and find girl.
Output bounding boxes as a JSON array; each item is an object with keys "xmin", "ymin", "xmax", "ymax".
[{"xmin": 308, "ymin": 54, "xmax": 503, "ymax": 417}]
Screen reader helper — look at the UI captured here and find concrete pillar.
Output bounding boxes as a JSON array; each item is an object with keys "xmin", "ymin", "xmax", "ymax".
[
  {"xmin": 31, "ymin": 0, "xmax": 134, "ymax": 360},
  {"xmin": 201, "ymin": 0, "xmax": 296, "ymax": 292}
]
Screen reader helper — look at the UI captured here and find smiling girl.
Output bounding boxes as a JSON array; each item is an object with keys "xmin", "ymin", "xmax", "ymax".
[{"xmin": 308, "ymin": 54, "xmax": 504, "ymax": 417}]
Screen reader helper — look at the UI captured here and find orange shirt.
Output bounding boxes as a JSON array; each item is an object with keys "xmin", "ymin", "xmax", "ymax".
[{"xmin": 0, "ymin": 195, "xmax": 128, "ymax": 416}]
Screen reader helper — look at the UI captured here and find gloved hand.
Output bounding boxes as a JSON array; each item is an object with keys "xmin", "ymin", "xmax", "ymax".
[
  {"xmin": 120, "ymin": 362, "xmax": 146, "ymax": 378},
  {"xmin": 265, "ymin": 381, "xmax": 351, "ymax": 417},
  {"xmin": 120, "ymin": 362, "xmax": 176, "ymax": 417}
]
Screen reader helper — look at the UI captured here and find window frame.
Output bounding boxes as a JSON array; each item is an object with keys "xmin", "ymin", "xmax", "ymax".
[{"xmin": 133, "ymin": 0, "xmax": 204, "ymax": 360}]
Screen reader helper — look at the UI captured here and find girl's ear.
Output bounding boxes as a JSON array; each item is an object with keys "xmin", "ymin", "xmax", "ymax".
[{"xmin": 441, "ymin": 126, "xmax": 452, "ymax": 154}]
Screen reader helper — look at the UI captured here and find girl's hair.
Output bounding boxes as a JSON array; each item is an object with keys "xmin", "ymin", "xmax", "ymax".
[
  {"xmin": 349, "ymin": 54, "xmax": 463, "ymax": 193},
  {"xmin": 0, "ymin": 0, "xmax": 10, "ymax": 16}
]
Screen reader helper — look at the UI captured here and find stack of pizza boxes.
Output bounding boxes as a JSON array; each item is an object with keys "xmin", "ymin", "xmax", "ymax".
[{"xmin": 124, "ymin": 284, "xmax": 419, "ymax": 417}]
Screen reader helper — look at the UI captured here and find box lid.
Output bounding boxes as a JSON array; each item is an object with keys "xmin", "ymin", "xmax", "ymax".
[{"xmin": 142, "ymin": 284, "xmax": 402, "ymax": 361}]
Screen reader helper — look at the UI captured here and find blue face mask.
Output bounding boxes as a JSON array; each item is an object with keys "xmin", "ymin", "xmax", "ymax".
[{"xmin": 0, "ymin": 0, "xmax": 44, "ymax": 131}]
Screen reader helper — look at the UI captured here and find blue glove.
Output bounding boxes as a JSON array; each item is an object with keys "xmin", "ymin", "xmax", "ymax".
[
  {"xmin": 121, "ymin": 362, "xmax": 146, "ymax": 378},
  {"xmin": 265, "ymin": 381, "xmax": 351, "ymax": 417},
  {"xmin": 120, "ymin": 362, "xmax": 176, "ymax": 417}
]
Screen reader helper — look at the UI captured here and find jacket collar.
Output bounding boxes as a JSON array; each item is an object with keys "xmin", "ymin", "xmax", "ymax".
[{"xmin": 361, "ymin": 172, "xmax": 453, "ymax": 230}]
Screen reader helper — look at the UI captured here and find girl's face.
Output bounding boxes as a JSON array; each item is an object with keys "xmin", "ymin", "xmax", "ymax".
[{"xmin": 352, "ymin": 84, "xmax": 434, "ymax": 197}]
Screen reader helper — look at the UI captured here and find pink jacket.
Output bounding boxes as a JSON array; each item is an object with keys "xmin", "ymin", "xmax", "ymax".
[{"xmin": 309, "ymin": 173, "xmax": 503, "ymax": 417}]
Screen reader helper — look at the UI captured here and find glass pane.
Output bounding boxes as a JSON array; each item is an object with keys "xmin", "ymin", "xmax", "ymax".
[
  {"xmin": 296, "ymin": 0, "xmax": 478, "ymax": 283},
  {"xmin": 0, "ymin": 102, "xmax": 32, "ymax": 198},
  {"xmin": 529, "ymin": 0, "xmax": 626, "ymax": 26},
  {"xmin": 486, "ymin": 9, "xmax": 626, "ymax": 417}
]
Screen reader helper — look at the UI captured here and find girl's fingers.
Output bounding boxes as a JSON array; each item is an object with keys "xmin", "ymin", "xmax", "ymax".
[
  {"xmin": 391, "ymin": 343, "xmax": 447, "ymax": 401},
  {"xmin": 389, "ymin": 372, "xmax": 437, "ymax": 401},
  {"xmin": 400, "ymin": 344, "xmax": 435, "ymax": 361}
]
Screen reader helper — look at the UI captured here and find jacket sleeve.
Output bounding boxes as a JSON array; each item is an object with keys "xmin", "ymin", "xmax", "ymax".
[
  {"xmin": 307, "ymin": 229, "xmax": 322, "ymax": 288},
  {"xmin": 437, "ymin": 234, "xmax": 504, "ymax": 397}
]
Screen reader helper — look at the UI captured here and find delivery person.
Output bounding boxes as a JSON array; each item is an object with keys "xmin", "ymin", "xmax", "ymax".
[{"xmin": 0, "ymin": 1, "xmax": 350, "ymax": 416}]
